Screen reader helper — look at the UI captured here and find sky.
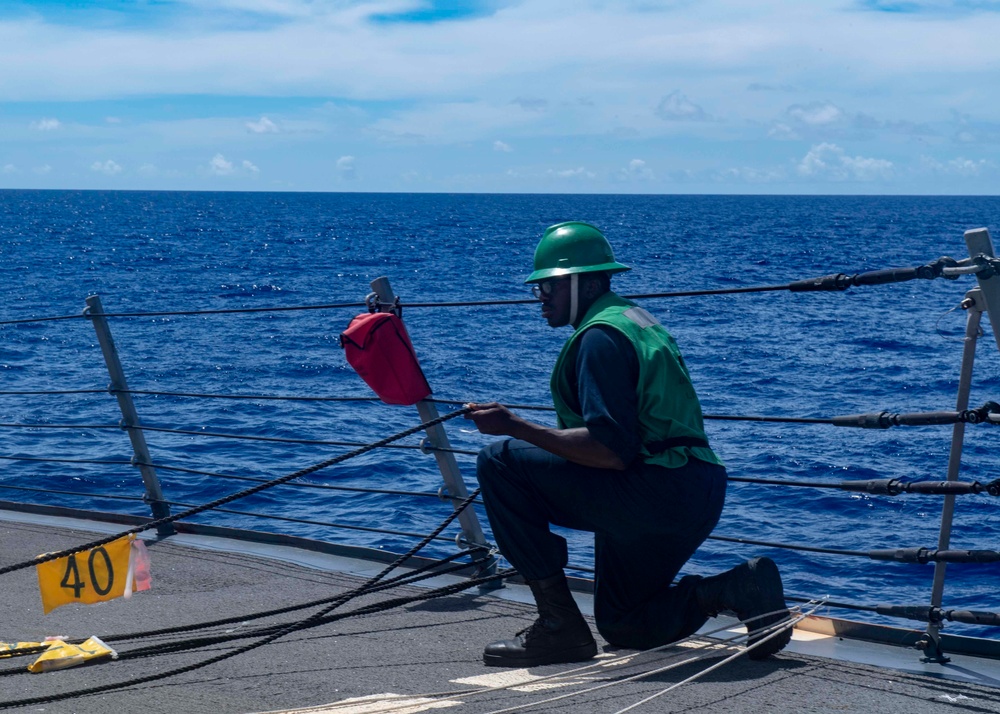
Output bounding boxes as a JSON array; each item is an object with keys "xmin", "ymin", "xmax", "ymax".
[{"xmin": 2, "ymin": 0, "xmax": 1000, "ymax": 194}]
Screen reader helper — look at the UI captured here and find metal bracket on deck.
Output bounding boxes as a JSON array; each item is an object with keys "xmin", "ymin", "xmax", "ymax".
[{"xmin": 916, "ymin": 632, "xmax": 951, "ymax": 664}]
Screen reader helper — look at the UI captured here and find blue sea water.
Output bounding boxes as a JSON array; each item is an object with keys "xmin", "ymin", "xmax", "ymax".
[{"xmin": 2, "ymin": 190, "xmax": 999, "ymax": 637}]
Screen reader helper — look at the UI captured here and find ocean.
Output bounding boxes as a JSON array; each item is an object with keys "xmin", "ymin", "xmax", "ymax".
[{"xmin": 2, "ymin": 190, "xmax": 999, "ymax": 635}]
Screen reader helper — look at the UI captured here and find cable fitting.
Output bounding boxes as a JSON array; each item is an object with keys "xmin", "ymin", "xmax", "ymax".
[
  {"xmin": 971, "ymin": 253, "xmax": 1000, "ymax": 280},
  {"xmin": 844, "ymin": 478, "xmax": 994, "ymax": 497},
  {"xmin": 789, "ymin": 256, "xmax": 962, "ymax": 293},
  {"xmin": 868, "ymin": 547, "xmax": 1000, "ymax": 563},
  {"xmin": 879, "ymin": 604, "xmax": 1000, "ymax": 627},
  {"xmin": 788, "ymin": 273, "xmax": 852, "ymax": 292}
]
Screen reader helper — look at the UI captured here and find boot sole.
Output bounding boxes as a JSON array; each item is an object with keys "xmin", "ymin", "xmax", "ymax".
[{"xmin": 483, "ymin": 641, "xmax": 598, "ymax": 668}]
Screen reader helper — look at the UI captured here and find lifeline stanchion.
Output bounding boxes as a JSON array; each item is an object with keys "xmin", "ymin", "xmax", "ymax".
[
  {"xmin": 85, "ymin": 294, "xmax": 173, "ymax": 536},
  {"xmin": 0, "ymin": 405, "xmax": 472, "ymax": 578},
  {"xmin": 369, "ymin": 275, "xmax": 498, "ymax": 589}
]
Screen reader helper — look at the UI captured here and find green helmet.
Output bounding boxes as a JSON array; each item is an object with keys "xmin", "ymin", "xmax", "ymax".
[{"xmin": 524, "ymin": 221, "xmax": 631, "ymax": 283}]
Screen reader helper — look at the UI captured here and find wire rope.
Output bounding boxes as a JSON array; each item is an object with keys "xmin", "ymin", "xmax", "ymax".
[
  {"xmin": 0, "ymin": 406, "xmax": 470, "ymax": 577},
  {"xmin": 708, "ymin": 533, "xmax": 870, "ymax": 558},
  {"xmin": 146, "ymin": 461, "xmax": 456, "ymax": 500},
  {"xmin": 0, "ymin": 484, "xmax": 144, "ymax": 502},
  {"xmin": 157, "ymin": 499, "xmax": 460, "ymax": 542}
]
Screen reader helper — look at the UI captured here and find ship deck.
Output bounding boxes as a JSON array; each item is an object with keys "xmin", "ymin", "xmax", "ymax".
[{"xmin": 3, "ymin": 510, "xmax": 1000, "ymax": 714}]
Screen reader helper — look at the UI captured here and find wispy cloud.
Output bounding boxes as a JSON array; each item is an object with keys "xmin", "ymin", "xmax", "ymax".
[
  {"xmin": 920, "ymin": 155, "xmax": 994, "ymax": 175},
  {"xmin": 209, "ymin": 153, "xmax": 234, "ymax": 175},
  {"xmin": 797, "ymin": 142, "xmax": 894, "ymax": 181},
  {"xmin": 615, "ymin": 158, "xmax": 654, "ymax": 181},
  {"xmin": 336, "ymin": 155, "xmax": 356, "ymax": 180},
  {"xmin": 655, "ymin": 91, "xmax": 709, "ymax": 122},
  {"xmin": 547, "ymin": 167, "xmax": 596, "ymax": 179},
  {"xmin": 31, "ymin": 118, "xmax": 61, "ymax": 131},
  {"xmin": 786, "ymin": 102, "xmax": 844, "ymax": 127},
  {"xmin": 246, "ymin": 116, "xmax": 279, "ymax": 133},
  {"xmin": 493, "ymin": 140, "xmax": 512, "ymax": 153},
  {"xmin": 91, "ymin": 159, "xmax": 123, "ymax": 175}
]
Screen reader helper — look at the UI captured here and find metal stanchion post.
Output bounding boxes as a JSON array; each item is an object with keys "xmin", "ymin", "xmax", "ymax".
[
  {"xmin": 84, "ymin": 295, "xmax": 174, "ymax": 537},
  {"xmin": 368, "ymin": 277, "xmax": 500, "ymax": 591}
]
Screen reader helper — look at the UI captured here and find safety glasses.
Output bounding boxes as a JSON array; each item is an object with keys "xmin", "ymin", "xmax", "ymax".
[{"xmin": 530, "ymin": 278, "xmax": 565, "ymax": 299}]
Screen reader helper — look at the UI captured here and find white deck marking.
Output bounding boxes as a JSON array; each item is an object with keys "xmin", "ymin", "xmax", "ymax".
[
  {"xmin": 453, "ymin": 668, "xmax": 574, "ymax": 692},
  {"xmin": 254, "ymin": 693, "xmax": 461, "ymax": 713}
]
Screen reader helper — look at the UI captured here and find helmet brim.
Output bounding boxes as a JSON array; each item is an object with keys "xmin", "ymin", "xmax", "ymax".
[{"xmin": 524, "ymin": 262, "xmax": 631, "ymax": 284}]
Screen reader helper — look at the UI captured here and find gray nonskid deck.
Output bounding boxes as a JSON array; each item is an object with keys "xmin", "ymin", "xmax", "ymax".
[{"xmin": 2, "ymin": 514, "xmax": 1000, "ymax": 714}]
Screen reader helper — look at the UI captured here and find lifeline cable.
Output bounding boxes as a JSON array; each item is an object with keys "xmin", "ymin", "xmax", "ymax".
[
  {"xmin": 0, "ymin": 405, "xmax": 471, "ymax": 578},
  {"xmin": 1, "ymin": 252, "xmax": 991, "ymax": 327}
]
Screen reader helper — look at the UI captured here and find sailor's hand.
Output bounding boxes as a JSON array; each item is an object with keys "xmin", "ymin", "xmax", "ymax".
[{"xmin": 464, "ymin": 402, "xmax": 521, "ymax": 436}]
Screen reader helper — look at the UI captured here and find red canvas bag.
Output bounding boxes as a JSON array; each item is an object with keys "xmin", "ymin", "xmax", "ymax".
[{"xmin": 340, "ymin": 312, "xmax": 432, "ymax": 406}]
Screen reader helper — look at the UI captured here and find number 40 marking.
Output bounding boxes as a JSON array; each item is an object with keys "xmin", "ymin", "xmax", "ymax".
[{"xmin": 59, "ymin": 547, "xmax": 115, "ymax": 599}]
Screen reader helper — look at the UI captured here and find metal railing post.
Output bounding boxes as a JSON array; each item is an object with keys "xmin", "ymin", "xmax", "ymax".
[
  {"xmin": 922, "ymin": 228, "xmax": 999, "ymax": 661},
  {"xmin": 369, "ymin": 277, "xmax": 499, "ymax": 589},
  {"xmin": 922, "ymin": 288, "xmax": 983, "ymax": 661},
  {"xmin": 84, "ymin": 294, "xmax": 174, "ymax": 537}
]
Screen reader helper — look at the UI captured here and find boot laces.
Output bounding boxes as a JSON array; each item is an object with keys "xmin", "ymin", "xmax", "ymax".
[{"xmin": 515, "ymin": 617, "xmax": 547, "ymax": 644}]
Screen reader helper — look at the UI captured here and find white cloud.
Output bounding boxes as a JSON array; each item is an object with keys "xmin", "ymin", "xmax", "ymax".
[
  {"xmin": 2, "ymin": 164, "xmax": 17, "ymax": 174},
  {"xmin": 767, "ymin": 122, "xmax": 799, "ymax": 140},
  {"xmin": 246, "ymin": 116, "xmax": 278, "ymax": 133},
  {"xmin": 209, "ymin": 153, "xmax": 234, "ymax": 175},
  {"xmin": 921, "ymin": 155, "xmax": 993, "ymax": 176},
  {"xmin": 31, "ymin": 118, "xmax": 60, "ymax": 131},
  {"xmin": 33, "ymin": 164, "xmax": 52, "ymax": 175},
  {"xmin": 493, "ymin": 140, "xmax": 512, "ymax": 153},
  {"xmin": 91, "ymin": 159, "xmax": 123, "ymax": 175},
  {"xmin": 138, "ymin": 163, "xmax": 158, "ymax": 176},
  {"xmin": 105, "ymin": 116, "xmax": 121, "ymax": 124},
  {"xmin": 615, "ymin": 158, "xmax": 654, "ymax": 181},
  {"xmin": 336, "ymin": 155, "xmax": 356, "ymax": 180},
  {"xmin": 655, "ymin": 91, "xmax": 709, "ymax": 122},
  {"xmin": 797, "ymin": 143, "xmax": 893, "ymax": 181},
  {"xmin": 786, "ymin": 102, "xmax": 844, "ymax": 127},
  {"xmin": 242, "ymin": 159, "xmax": 259, "ymax": 174},
  {"xmin": 547, "ymin": 167, "xmax": 596, "ymax": 179},
  {"xmin": 717, "ymin": 166, "xmax": 786, "ymax": 183}
]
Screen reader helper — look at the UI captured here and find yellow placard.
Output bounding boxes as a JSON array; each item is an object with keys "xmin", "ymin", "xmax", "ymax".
[
  {"xmin": 36, "ymin": 537, "xmax": 133, "ymax": 614},
  {"xmin": 27, "ymin": 636, "xmax": 117, "ymax": 673}
]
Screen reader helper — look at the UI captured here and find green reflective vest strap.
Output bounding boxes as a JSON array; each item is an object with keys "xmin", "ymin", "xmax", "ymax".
[{"xmin": 550, "ymin": 291, "xmax": 723, "ymax": 469}]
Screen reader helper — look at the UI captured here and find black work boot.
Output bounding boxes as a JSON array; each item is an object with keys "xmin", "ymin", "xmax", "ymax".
[
  {"xmin": 483, "ymin": 573, "xmax": 597, "ymax": 667},
  {"xmin": 694, "ymin": 557, "xmax": 791, "ymax": 659}
]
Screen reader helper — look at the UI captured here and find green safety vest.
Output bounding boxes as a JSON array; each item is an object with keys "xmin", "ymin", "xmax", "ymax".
[{"xmin": 550, "ymin": 291, "xmax": 722, "ymax": 469}]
